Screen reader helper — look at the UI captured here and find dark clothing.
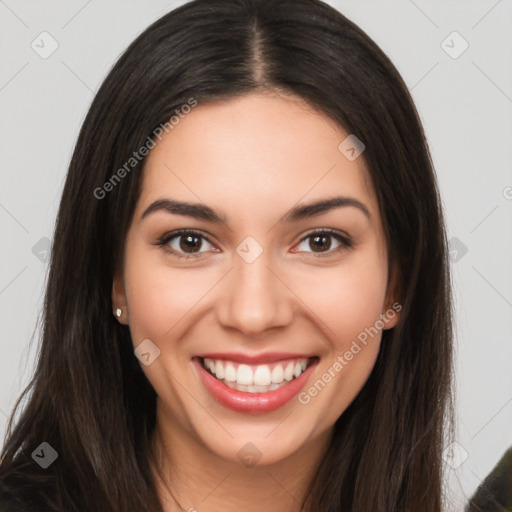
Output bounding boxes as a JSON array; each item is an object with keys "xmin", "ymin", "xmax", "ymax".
[{"xmin": 466, "ymin": 447, "xmax": 512, "ymax": 512}]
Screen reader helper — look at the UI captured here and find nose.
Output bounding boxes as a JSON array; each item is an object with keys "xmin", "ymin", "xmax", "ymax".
[{"xmin": 216, "ymin": 251, "xmax": 294, "ymax": 338}]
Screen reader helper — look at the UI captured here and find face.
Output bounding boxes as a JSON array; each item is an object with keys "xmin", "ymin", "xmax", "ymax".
[{"xmin": 113, "ymin": 92, "xmax": 400, "ymax": 466}]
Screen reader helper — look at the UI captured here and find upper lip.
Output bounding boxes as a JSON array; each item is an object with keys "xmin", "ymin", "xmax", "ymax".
[{"xmin": 195, "ymin": 352, "xmax": 317, "ymax": 364}]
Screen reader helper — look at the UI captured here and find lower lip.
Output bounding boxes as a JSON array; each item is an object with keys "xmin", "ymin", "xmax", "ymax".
[{"xmin": 194, "ymin": 357, "xmax": 318, "ymax": 414}]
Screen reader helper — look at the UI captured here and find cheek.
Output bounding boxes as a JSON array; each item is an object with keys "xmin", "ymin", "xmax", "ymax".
[
  {"xmin": 296, "ymin": 249, "xmax": 388, "ymax": 418},
  {"xmin": 122, "ymin": 241, "xmax": 213, "ymax": 344},
  {"xmin": 290, "ymin": 250, "xmax": 388, "ymax": 350},
  {"xmin": 294, "ymin": 266, "xmax": 387, "ymax": 425}
]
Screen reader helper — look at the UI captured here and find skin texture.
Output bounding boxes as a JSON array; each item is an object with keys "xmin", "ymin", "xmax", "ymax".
[{"xmin": 112, "ymin": 92, "xmax": 400, "ymax": 512}]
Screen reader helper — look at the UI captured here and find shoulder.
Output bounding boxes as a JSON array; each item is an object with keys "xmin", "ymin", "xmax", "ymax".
[{"xmin": 466, "ymin": 447, "xmax": 512, "ymax": 512}]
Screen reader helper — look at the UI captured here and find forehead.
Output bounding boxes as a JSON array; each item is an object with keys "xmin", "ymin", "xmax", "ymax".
[{"xmin": 136, "ymin": 93, "xmax": 379, "ymax": 224}]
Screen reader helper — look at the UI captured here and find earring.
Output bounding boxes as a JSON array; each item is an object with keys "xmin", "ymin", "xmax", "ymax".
[{"xmin": 115, "ymin": 308, "xmax": 122, "ymax": 318}]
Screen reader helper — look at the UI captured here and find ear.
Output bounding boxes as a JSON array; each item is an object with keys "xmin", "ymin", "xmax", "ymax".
[
  {"xmin": 112, "ymin": 272, "xmax": 129, "ymax": 325},
  {"xmin": 381, "ymin": 263, "xmax": 402, "ymax": 330}
]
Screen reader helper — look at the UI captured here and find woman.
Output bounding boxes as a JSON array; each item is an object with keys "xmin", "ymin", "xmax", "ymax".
[{"xmin": 0, "ymin": 0, "xmax": 454, "ymax": 510}]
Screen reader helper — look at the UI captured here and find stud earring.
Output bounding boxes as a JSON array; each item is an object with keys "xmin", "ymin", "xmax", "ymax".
[{"xmin": 115, "ymin": 308, "xmax": 122, "ymax": 318}]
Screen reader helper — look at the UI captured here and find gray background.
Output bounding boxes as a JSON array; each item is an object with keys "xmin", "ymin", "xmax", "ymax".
[{"xmin": 1, "ymin": 1, "xmax": 511, "ymax": 510}]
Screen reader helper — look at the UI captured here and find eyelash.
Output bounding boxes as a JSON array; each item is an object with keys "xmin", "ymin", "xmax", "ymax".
[{"xmin": 155, "ymin": 228, "xmax": 352, "ymax": 260}]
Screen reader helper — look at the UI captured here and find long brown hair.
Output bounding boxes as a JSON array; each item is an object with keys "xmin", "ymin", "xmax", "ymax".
[{"xmin": 0, "ymin": 1, "xmax": 454, "ymax": 510}]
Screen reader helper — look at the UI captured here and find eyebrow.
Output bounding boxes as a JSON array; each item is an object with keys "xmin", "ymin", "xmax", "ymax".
[{"xmin": 140, "ymin": 196, "xmax": 371, "ymax": 225}]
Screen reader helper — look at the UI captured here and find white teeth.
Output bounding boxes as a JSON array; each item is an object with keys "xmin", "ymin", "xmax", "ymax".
[
  {"xmin": 214, "ymin": 360, "xmax": 224, "ymax": 379},
  {"xmin": 248, "ymin": 384, "xmax": 270, "ymax": 392},
  {"xmin": 284, "ymin": 362, "xmax": 295, "ymax": 381},
  {"xmin": 201, "ymin": 356, "xmax": 312, "ymax": 390},
  {"xmin": 271, "ymin": 364, "xmax": 284, "ymax": 384},
  {"xmin": 253, "ymin": 365, "xmax": 272, "ymax": 386},
  {"xmin": 205, "ymin": 358, "xmax": 215, "ymax": 374},
  {"xmin": 236, "ymin": 364, "xmax": 253, "ymax": 385},
  {"xmin": 224, "ymin": 363, "xmax": 237, "ymax": 382},
  {"xmin": 223, "ymin": 380, "xmax": 288, "ymax": 393}
]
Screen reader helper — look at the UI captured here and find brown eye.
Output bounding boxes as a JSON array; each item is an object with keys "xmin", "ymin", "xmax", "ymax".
[
  {"xmin": 293, "ymin": 230, "xmax": 352, "ymax": 256},
  {"xmin": 309, "ymin": 233, "xmax": 332, "ymax": 252},
  {"xmin": 157, "ymin": 230, "xmax": 216, "ymax": 258},
  {"xmin": 178, "ymin": 233, "xmax": 203, "ymax": 253}
]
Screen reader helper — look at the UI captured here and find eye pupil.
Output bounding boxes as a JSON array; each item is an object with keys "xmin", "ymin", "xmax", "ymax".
[
  {"xmin": 310, "ymin": 234, "xmax": 331, "ymax": 252},
  {"xmin": 180, "ymin": 234, "xmax": 202, "ymax": 252}
]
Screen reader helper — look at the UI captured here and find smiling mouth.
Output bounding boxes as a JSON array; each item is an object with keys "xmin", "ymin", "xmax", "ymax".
[{"xmin": 198, "ymin": 356, "xmax": 318, "ymax": 393}]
